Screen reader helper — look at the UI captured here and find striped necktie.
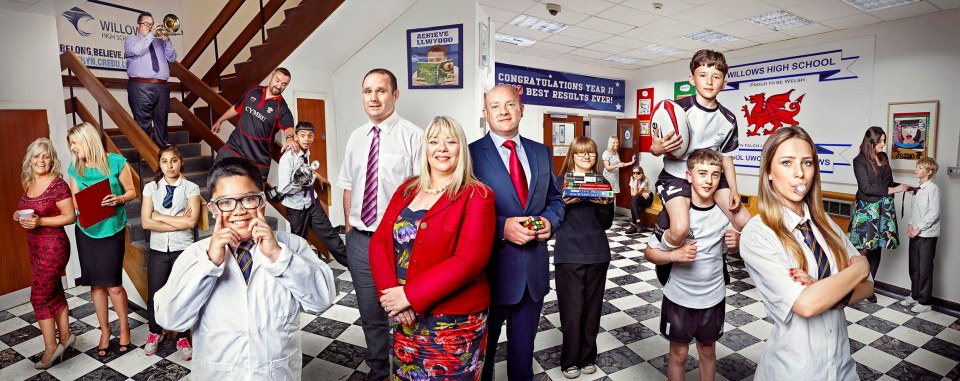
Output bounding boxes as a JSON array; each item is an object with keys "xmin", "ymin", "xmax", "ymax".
[
  {"xmin": 162, "ymin": 184, "xmax": 176, "ymax": 209},
  {"xmin": 797, "ymin": 221, "xmax": 830, "ymax": 280},
  {"xmin": 234, "ymin": 240, "xmax": 255, "ymax": 284},
  {"xmin": 360, "ymin": 125, "xmax": 380, "ymax": 227}
]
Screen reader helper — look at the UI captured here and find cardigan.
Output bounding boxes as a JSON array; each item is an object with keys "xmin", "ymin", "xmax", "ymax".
[
  {"xmin": 852, "ymin": 154, "xmax": 899, "ymax": 203},
  {"xmin": 553, "ymin": 174, "xmax": 615, "ymax": 264}
]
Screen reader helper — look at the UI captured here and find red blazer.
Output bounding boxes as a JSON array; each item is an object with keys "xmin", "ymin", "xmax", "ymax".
[{"xmin": 369, "ymin": 180, "xmax": 495, "ymax": 315}]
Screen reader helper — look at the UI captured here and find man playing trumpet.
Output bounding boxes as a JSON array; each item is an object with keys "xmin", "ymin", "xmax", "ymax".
[
  {"xmin": 124, "ymin": 11, "xmax": 177, "ymax": 147},
  {"xmin": 276, "ymin": 121, "xmax": 348, "ymax": 266}
]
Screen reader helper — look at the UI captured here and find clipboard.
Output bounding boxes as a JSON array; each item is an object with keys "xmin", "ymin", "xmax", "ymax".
[{"xmin": 75, "ymin": 179, "xmax": 115, "ymax": 228}]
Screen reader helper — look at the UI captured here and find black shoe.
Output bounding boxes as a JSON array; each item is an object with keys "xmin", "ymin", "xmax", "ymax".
[
  {"xmin": 625, "ymin": 225, "xmax": 638, "ymax": 234},
  {"xmin": 867, "ymin": 295, "xmax": 878, "ymax": 303}
]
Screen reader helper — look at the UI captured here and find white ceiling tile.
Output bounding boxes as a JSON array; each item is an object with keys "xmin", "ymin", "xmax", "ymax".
[
  {"xmin": 586, "ymin": 42, "xmax": 633, "ymax": 54},
  {"xmin": 569, "ymin": 48, "xmax": 612, "ymax": 59},
  {"xmin": 0, "ymin": 1, "xmax": 32, "ymax": 11},
  {"xmin": 672, "ymin": 7, "xmax": 738, "ymax": 28},
  {"xmin": 927, "ymin": 0, "xmax": 960, "ymax": 10},
  {"xmin": 748, "ymin": 31, "xmax": 795, "ymax": 43},
  {"xmin": 643, "ymin": 17, "xmax": 702, "ymax": 37},
  {"xmin": 684, "ymin": 0, "xmax": 713, "ymax": 5},
  {"xmin": 780, "ymin": 22, "xmax": 834, "ymax": 37},
  {"xmin": 522, "ymin": 5, "xmax": 592, "ymax": 25},
  {"xmin": 495, "ymin": 24, "xmax": 554, "ymax": 41},
  {"xmin": 576, "ymin": 16, "xmax": 638, "ymax": 34},
  {"xmin": 495, "ymin": 41, "xmax": 527, "ymax": 54},
  {"xmin": 529, "ymin": 40, "xmax": 579, "ymax": 53},
  {"xmin": 647, "ymin": 53, "xmax": 689, "ymax": 63},
  {"xmin": 786, "ymin": 0, "xmax": 862, "ymax": 22},
  {"xmin": 869, "ymin": 1, "xmax": 941, "ymax": 21},
  {"xmin": 520, "ymin": 47, "xmax": 565, "ymax": 59},
  {"xmin": 620, "ymin": 48, "xmax": 687, "ymax": 61},
  {"xmin": 596, "ymin": 5, "xmax": 661, "ymax": 27},
  {"xmin": 558, "ymin": 25, "xmax": 614, "ymax": 41},
  {"xmin": 481, "ymin": 6, "xmax": 521, "ymax": 23},
  {"xmin": 620, "ymin": 26, "xmax": 675, "ymax": 43},
  {"xmin": 620, "ymin": 0, "xmax": 698, "ymax": 16},
  {"xmin": 603, "ymin": 35, "xmax": 651, "ymax": 48},
  {"xmin": 478, "ymin": 0, "xmax": 538, "ymax": 13},
  {"xmin": 820, "ymin": 13, "xmax": 882, "ymax": 29},
  {"xmin": 545, "ymin": 0, "xmax": 619, "ymax": 14},
  {"xmin": 543, "ymin": 34, "xmax": 595, "ymax": 47},
  {"xmin": 719, "ymin": 38, "xmax": 760, "ymax": 50},
  {"xmin": 761, "ymin": 0, "xmax": 816, "ymax": 7},
  {"xmin": 711, "ymin": 0, "xmax": 781, "ymax": 19},
  {"xmin": 562, "ymin": 55, "xmax": 604, "ymax": 64},
  {"xmin": 665, "ymin": 36, "xmax": 713, "ymax": 51},
  {"xmin": 712, "ymin": 20, "xmax": 777, "ymax": 37}
]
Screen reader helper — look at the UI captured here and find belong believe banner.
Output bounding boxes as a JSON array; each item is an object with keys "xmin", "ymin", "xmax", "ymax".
[{"xmin": 495, "ymin": 63, "xmax": 625, "ymax": 112}]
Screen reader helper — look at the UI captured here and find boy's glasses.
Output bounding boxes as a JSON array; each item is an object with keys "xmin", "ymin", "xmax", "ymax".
[
  {"xmin": 208, "ymin": 193, "xmax": 265, "ymax": 213},
  {"xmin": 574, "ymin": 152, "xmax": 597, "ymax": 158}
]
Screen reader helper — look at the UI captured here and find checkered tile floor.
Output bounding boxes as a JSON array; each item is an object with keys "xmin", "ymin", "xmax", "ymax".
[{"xmin": 1, "ymin": 217, "xmax": 959, "ymax": 380}]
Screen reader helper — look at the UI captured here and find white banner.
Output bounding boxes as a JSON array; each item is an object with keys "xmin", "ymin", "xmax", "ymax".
[{"xmin": 718, "ymin": 36, "xmax": 875, "ymax": 185}]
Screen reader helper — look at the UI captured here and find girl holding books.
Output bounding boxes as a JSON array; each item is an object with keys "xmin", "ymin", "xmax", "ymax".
[
  {"xmin": 553, "ymin": 136, "xmax": 615, "ymax": 379},
  {"xmin": 140, "ymin": 144, "xmax": 200, "ymax": 360}
]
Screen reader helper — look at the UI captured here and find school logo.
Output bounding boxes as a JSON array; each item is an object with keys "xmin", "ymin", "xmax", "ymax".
[
  {"xmin": 62, "ymin": 7, "xmax": 94, "ymax": 37},
  {"xmin": 266, "ymin": 106, "xmax": 273, "ymax": 113},
  {"xmin": 742, "ymin": 89, "xmax": 805, "ymax": 137},
  {"xmin": 250, "ymin": 96, "xmax": 257, "ymax": 102}
]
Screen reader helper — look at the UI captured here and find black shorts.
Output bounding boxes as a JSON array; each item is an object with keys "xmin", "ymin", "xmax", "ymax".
[
  {"xmin": 659, "ymin": 295, "xmax": 725, "ymax": 344},
  {"xmin": 655, "ymin": 170, "xmax": 729, "ymax": 205}
]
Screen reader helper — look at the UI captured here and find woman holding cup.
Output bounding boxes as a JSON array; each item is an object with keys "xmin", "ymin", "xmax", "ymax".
[{"xmin": 13, "ymin": 138, "xmax": 76, "ymax": 369}]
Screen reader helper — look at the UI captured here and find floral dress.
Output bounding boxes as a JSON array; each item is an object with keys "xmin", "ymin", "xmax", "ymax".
[
  {"xmin": 18, "ymin": 177, "xmax": 71, "ymax": 320},
  {"xmin": 391, "ymin": 207, "xmax": 488, "ymax": 380}
]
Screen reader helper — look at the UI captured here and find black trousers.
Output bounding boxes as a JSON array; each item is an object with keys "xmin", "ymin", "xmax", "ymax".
[
  {"xmin": 555, "ymin": 262, "xmax": 608, "ymax": 369},
  {"xmin": 630, "ymin": 194, "xmax": 654, "ymax": 224},
  {"xmin": 908, "ymin": 236, "xmax": 938, "ymax": 305},
  {"xmin": 127, "ymin": 80, "xmax": 170, "ymax": 147},
  {"xmin": 865, "ymin": 248, "xmax": 882, "ymax": 279},
  {"xmin": 286, "ymin": 203, "xmax": 348, "ymax": 267},
  {"xmin": 147, "ymin": 249, "xmax": 188, "ymax": 337}
]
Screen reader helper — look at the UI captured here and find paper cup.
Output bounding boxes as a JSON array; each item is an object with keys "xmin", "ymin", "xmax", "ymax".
[{"xmin": 17, "ymin": 209, "xmax": 35, "ymax": 220}]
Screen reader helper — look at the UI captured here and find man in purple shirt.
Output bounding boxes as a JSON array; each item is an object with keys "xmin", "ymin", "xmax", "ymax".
[{"xmin": 124, "ymin": 12, "xmax": 177, "ymax": 147}]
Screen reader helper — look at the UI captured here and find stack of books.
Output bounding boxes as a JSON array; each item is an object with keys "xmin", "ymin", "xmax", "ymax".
[{"xmin": 562, "ymin": 173, "xmax": 614, "ymax": 198}]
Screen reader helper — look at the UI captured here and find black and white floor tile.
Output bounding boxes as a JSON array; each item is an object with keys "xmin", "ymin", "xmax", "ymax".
[{"xmin": 1, "ymin": 217, "xmax": 958, "ymax": 380}]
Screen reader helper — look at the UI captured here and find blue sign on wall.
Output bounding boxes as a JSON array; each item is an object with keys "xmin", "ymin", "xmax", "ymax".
[{"xmin": 495, "ymin": 63, "xmax": 625, "ymax": 112}]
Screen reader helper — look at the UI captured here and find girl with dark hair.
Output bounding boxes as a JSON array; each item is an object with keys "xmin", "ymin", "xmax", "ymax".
[
  {"xmin": 140, "ymin": 144, "xmax": 201, "ymax": 359},
  {"xmin": 849, "ymin": 126, "xmax": 911, "ymax": 302},
  {"xmin": 626, "ymin": 166, "xmax": 653, "ymax": 234}
]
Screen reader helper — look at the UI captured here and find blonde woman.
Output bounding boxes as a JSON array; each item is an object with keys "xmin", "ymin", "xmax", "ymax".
[
  {"xmin": 14, "ymin": 138, "xmax": 76, "ymax": 369},
  {"xmin": 601, "ymin": 135, "xmax": 635, "ymax": 194},
  {"xmin": 369, "ymin": 116, "xmax": 495, "ymax": 379},
  {"xmin": 740, "ymin": 127, "xmax": 873, "ymax": 379},
  {"xmin": 65, "ymin": 122, "xmax": 137, "ymax": 357}
]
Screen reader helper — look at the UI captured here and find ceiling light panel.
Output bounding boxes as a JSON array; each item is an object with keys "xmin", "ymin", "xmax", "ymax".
[
  {"xmin": 842, "ymin": 0, "xmax": 919, "ymax": 11},
  {"xmin": 603, "ymin": 54, "xmax": 640, "ymax": 64},
  {"xmin": 495, "ymin": 33, "xmax": 537, "ymax": 47},
  {"xmin": 748, "ymin": 10, "xmax": 813, "ymax": 31},
  {"xmin": 684, "ymin": 30, "xmax": 738, "ymax": 44},
  {"xmin": 641, "ymin": 44, "xmax": 681, "ymax": 56},
  {"xmin": 510, "ymin": 14, "xmax": 569, "ymax": 33}
]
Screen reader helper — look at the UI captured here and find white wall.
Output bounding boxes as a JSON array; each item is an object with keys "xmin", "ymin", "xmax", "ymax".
[{"xmin": 626, "ymin": 9, "xmax": 960, "ymax": 304}]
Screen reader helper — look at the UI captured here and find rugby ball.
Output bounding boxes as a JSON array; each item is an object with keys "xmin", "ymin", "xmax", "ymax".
[{"xmin": 650, "ymin": 99, "xmax": 691, "ymax": 159}]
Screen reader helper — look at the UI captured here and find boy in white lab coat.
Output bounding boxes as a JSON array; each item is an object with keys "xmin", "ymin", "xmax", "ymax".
[{"xmin": 154, "ymin": 156, "xmax": 336, "ymax": 380}]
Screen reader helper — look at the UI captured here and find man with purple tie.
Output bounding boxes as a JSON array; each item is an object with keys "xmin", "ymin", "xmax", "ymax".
[
  {"xmin": 124, "ymin": 12, "xmax": 176, "ymax": 147},
  {"xmin": 336, "ymin": 68, "xmax": 422, "ymax": 380}
]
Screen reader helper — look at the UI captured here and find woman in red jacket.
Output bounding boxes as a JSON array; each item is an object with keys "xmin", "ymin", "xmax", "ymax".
[{"xmin": 370, "ymin": 116, "xmax": 496, "ymax": 380}]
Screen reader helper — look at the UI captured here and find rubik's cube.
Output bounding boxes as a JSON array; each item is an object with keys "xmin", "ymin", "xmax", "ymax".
[{"xmin": 523, "ymin": 216, "xmax": 545, "ymax": 230}]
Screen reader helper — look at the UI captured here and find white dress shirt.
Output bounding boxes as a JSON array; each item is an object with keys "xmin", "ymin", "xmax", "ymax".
[
  {"xmin": 909, "ymin": 180, "xmax": 940, "ymax": 237},
  {"xmin": 740, "ymin": 204, "xmax": 864, "ymax": 381},
  {"xmin": 486, "ymin": 132, "xmax": 532, "ymax": 185},
  {"xmin": 143, "ymin": 177, "xmax": 201, "ymax": 252},
  {"xmin": 337, "ymin": 112, "xmax": 422, "ymax": 231},
  {"xmin": 277, "ymin": 148, "xmax": 316, "ymax": 210},
  {"xmin": 154, "ymin": 232, "xmax": 336, "ymax": 380}
]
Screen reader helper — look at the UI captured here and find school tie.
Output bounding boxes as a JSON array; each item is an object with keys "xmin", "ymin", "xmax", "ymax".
[
  {"xmin": 360, "ymin": 125, "xmax": 380, "ymax": 227},
  {"xmin": 797, "ymin": 221, "xmax": 830, "ymax": 280},
  {"xmin": 301, "ymin": 154, "xmax": 315, "ymax": 203},
  {"xmin": 502, "ymin": 140, "xmax": 528, "ymax": 209},
  {"xmin": 234, "ymin": 240, "xmax": 254, "ymax": 284},
  {"xmin": 148, "ymin": 42, "xmax": 160, "ymax": 73},
  {"xmin": 162, "ymin": 184, "xmax": 176, "ymax": 209}
]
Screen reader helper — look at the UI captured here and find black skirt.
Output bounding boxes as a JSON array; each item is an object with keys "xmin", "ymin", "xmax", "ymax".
[{"xmin": 75, "ymin": 226, "xmax": 126, "ymax": 287}]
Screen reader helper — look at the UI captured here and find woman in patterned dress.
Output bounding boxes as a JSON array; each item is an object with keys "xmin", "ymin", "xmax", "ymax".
[
  {"xmin": 369, "ymin": 116, "xmax": 496, "ymax": 380},
  {"xmin": 13, "ymin": 138, "xmax": 76, "ymax": 369},
  {"xmin": 848, "ymin": 126, "xmax": 911, "ymax": 302}
]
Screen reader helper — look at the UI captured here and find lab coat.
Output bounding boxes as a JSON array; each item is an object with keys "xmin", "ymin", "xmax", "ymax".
[{"xmin": 154, "ymin": 231, "xmax": 336, "ymax": 380}]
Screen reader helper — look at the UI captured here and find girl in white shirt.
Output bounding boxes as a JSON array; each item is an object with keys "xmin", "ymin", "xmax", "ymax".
[
  {"xmin": 739, "ymin": 126, "xmax": 873, "ymax": 380},
  {"xmin": 140, "ymin": 145, "xmax": 201, "ymax": 359}
]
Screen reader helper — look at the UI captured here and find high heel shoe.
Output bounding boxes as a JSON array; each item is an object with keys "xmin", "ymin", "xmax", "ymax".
[
  {"xmin": 62, "ymin": 333, "xmax": 76, "ymax": 349},
  {"xmin": 34, "ymin": 344, "xmax": 66, "ymax": 370}
]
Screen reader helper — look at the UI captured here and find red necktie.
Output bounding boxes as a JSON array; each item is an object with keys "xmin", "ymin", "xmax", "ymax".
[{"xmin": 502, "ymin": 140, "xmax": 528, "ymax": 209}]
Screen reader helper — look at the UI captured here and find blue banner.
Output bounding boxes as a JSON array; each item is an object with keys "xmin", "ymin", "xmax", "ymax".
[{"xmin": 495, "ymin": 63, "xmax": 625, "ymax": 112}]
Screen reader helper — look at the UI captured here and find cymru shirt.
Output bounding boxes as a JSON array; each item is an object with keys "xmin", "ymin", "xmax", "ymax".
[{"xmin": 223, "ymin": 86, "xmax": 294, "ymax": 169}]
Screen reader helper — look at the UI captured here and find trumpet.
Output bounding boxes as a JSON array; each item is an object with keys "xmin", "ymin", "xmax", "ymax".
[
  {"xmin": 291, "ymin": 160, "xmax": 321, "ymax": 188},
  {"xmin": 154, "ymin": 14, "xmax": 182, "ymax": 37}
]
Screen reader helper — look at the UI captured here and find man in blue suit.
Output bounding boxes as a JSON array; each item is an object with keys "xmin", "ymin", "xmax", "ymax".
[{"xmin": 471, "ymin": 84, "xmax": 564, "ymax": 380}]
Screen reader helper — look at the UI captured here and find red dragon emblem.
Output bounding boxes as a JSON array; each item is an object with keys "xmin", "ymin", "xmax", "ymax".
[{"xmin": 742, "ymin": 89, "xmax": 805, "ymax": 136}]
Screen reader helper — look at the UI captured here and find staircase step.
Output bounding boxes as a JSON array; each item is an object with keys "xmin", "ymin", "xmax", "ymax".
[
  {"xmin": 119, "ymin": 142, "xmax": 201, "ymax": 166},
  {"xmin": 112, "ymin": 130, "xmax": 189, "ymax": 149}
]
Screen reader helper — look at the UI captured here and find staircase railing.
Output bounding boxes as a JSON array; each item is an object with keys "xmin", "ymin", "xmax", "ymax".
[{"xmin": 179, "ymin": 0, "xmax": 245, "ymax": 69}]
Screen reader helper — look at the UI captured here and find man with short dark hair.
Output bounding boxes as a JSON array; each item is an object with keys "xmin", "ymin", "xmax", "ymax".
[
  {"xmin": 125, "ymin": 11, "xmax": 177, "ymax": 147},
  {"xmin": 212, "ymin": 68, "xmax": 298, "ymax": 179}
]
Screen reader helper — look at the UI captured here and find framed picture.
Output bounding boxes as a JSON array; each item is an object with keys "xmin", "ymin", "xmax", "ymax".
[
  {"xmin": 639, "ymin": 121, "xmax": 651, "ymax": 135},
  {"xmin": 479, "ymin": 20, "xmax": 489, "ymax": 69},
  {"xmin": 887, "ymin": 100, "xmax": 939, "ymax": 172},
  {"xmin": 407, "ymin": 24, "xmax": 464, "ymax": 89}
]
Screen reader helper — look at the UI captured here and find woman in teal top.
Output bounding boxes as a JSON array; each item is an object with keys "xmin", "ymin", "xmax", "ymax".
[{"xmin": 66, "ymin": 122, "xmax": 137, "ymax": 357}]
